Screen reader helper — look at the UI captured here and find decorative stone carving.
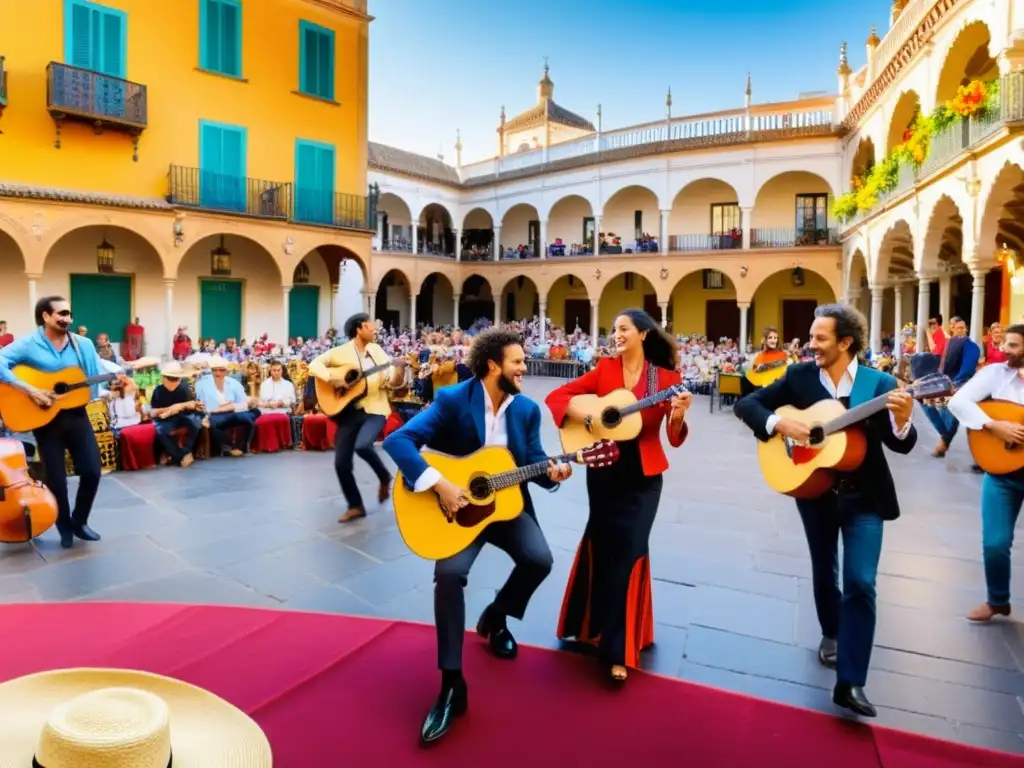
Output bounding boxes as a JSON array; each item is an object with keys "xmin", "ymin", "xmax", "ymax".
[
  {"xmin": 659, "ymin": 266, "xmax": 669, "ymax": 280},
  {"xmin": 283, "ymin": 237, "xmax": 295, "ymax": 256},
  {"xmin": 31, "ymin": 213, "xmax": 45, "ymax": 240},
  {"xmin": 593, "ymin": 269, "xmax": 602, "ymax": 280}
]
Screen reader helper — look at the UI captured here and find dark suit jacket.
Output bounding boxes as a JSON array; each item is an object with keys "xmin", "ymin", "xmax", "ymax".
[
  {"xmin": 381, "ymin": 378, "xmax": 557, "ymax": 519},
  {"xmin": 734, "ymin": 361, "xmax": 917, "ymax": 520}
]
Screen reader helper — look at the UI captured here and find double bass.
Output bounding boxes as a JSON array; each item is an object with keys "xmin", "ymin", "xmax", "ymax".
[{"xmin": 0, "ymin": 438, "xmax": 58, "ymax": 543}]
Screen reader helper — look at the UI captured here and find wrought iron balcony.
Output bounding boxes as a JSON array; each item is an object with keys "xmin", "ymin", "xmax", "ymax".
[
  {"xmin": 293, "ymin": 190, "xmax": 375, "ymax": 231},
  {"xmin": 0, "ymin": 56, "xmax": 7, "ymax": 111},
  {"xmin": 167, "ymin": 165, "xmax": 292, "ymax": 219},
  {"xmin": 46, "ymin": 62, "xmax": 147, "ymax": 159},
  {"xmin": 750, "ymin": 227, "xmax": 839, "ymax": 248}
]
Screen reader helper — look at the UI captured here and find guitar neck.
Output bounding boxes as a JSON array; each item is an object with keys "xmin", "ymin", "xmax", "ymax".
[
  {"xmin": 360, "ymin": 361, "xmax": 392, "ymax": 379},
  {"xmin": 620, "ymin": 386, "xmax": 677, "ymax": 417},
  {"xmin": 487, "ymin": 452, "xmax": 575, "ymax": 491}
]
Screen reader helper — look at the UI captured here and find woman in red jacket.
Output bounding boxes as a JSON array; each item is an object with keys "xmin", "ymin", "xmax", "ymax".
[{"xmin": 546, "ymin": 308, "xmax": 691, "ymax": 683}]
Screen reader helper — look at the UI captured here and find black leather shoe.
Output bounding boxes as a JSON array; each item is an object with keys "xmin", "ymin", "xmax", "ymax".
[
  {"xmin": 56, "ymin": 526, "xmax": 73, "ymax": 549},
  {"xmin": 818, "ymin": 637, "xmax": 837, "ymax": 669},
  {"xmin": 833, "ymin": 683, "xmax": 877, "ymax": 718},
  {"xmin": 476, "ymin": 606, "xmax": 517, "ymax": 660},
  {"xmin": 73, "ymin": 524, "xmax": 101, "ymax": 542},
  {"xmin": 421, "ymin": 678, "xmax": 467, "ymax": 744}
]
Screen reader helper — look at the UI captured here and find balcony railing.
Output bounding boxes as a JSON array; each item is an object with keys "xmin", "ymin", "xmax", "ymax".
[
  {"xmin": 168, "ymin": 165, "xmax": 292, "ymax": 219},
  {"xmin": 294, "ymin": 190, "xmax": 374, "ymax": 231},
  {"xmin": 751, "ymin": 228, "xmax": 839, "ymax": 248},
  {"xmin": 46, "ymin": 62, "xmax": 147, "ymax": 129},
  {"xmin": 669, "ymin": 233, "xmax": 743, "ymax": 252},
  {"xmin": 0, "ymin": 56, "xmax": 7, "ymax": 109}
]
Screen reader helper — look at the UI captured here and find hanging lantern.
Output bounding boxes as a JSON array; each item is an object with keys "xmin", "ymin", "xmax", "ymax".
[
  {"xmin": 211, "ymin": 236, "xmax": 232, "ymax": 276},
  {"xmin": 96, "ymin": 236, "xmax": 115, "ymax": 274},
  {"xmin": 293, "ymin": 261, "xmax": 310, "ymax": 284}
]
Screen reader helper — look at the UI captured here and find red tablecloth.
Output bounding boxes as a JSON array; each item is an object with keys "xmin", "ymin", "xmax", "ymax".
[
  {"xmin": 118, "ymin": 423, "xmax": 158, "ymax": 471},
  {"xmin": 301, "ymin": 414, "xmax": 337, "ymax": 451},
  {"xmin": 250, "ymin": 413, "xmax": 292, "ymax": 453}
]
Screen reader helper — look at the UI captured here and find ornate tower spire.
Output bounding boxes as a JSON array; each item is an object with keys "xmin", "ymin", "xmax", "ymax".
[
  {"xmin": 596, "ymin": 103, "xmax": 602, "ymax": 133},
  {"xmin": 665, "ymin": 87, "xmax": 672, "ymax": 119},
  {"xmin": 455, "ymin": 129, "xmax": 463, "ymax": 167},
  {"xmin": 866, "ymin": 25, "xmax": 880, "ymax": 47},
  {"xmin": 538, "ymin": 56, "xmax": 554, "ymax": 102},
  {"xmin": 745, "ymin": 72, "xmax": 752, "ymax": 97},
  {"xmin": 837, "ymin": 41, "xmax": 852, "ymax": 75}
]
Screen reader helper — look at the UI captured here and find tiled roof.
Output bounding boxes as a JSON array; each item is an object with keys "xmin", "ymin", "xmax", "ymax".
[
  {"xmin": 368, "ymin": 142, "xmax": 460, "ymax": 185},
  {"xmin": 0, "ymin": 181, "xmax": 172, "ymax": 210},
  {"xmin": 505, "ymin": 99, "xmax": 595, "ymax": 132}
]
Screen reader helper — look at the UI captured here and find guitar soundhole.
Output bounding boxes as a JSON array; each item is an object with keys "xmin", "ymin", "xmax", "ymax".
[
  {"xmin": 808, "ymin": 425, "xmax": 825, "ymax": 446},
  {"xmin": 468, "ymin": 476, "xmax": 491, "ymax": 500},
  {"xmin": 601, "ymin": 407, "xmax": 621, "ymax": 429},
  {"xmin": 343, "ymin": 369, "xmax": 360, "ymax": 386},
  {"xmin": 52, "ymin": 382, "xmax": 70, "ymax": 395}
]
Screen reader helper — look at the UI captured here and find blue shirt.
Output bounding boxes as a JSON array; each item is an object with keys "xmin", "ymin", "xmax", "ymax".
[
  {"xmin": 0, "ymin": 329, "xmax": 104, "ymax": 397},
  {"xmin": 195, "ymin": 374, "xmax": 248, "ymax": 411}
]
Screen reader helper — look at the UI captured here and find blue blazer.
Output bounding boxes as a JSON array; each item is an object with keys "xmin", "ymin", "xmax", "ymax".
[{"xmin": 382, "ymin": 378, "xmax": 557, "ymax": 519}]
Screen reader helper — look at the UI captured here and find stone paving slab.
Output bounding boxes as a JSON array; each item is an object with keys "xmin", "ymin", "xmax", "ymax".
[{"xmin": 1, "ymin": 378, "xmax": 1023, "ymax": 753}]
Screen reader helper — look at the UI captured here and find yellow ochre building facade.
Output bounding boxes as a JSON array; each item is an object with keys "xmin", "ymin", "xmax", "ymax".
[{"xmin": 0, "ymin": 0, "xmax": 375, "ymax": 357}]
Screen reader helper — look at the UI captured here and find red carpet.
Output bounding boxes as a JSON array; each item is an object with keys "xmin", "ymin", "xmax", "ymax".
[{"xmin": 0, "ymin": 602, "xmax": 1019, "ymax": 767}]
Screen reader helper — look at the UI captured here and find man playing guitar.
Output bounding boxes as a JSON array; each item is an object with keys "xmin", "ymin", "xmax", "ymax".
[
  {"xmin": 0, "ymin": 297, "xmax": 111, "ymax": 548},
  {"xmin": 741, "ymin": 327, "xmax": 788, "ymax": 397}
]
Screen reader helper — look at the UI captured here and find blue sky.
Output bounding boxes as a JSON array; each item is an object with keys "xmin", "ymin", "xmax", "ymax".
[{"xmin": 367, "ymin": 0, "xmax": 893, "ymax": 162}]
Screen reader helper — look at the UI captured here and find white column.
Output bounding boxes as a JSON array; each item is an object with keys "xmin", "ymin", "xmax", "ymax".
[
  {"xmin": 741, "ymin": 206, "xmax": 753, "ymax": 249},
  {"xmin": 659, "ymin": 209, "xmax": 670, "ymax": 252},
  {"xmin": 366, "ymin": 291, "xmax": 377, "ymax": 321},
  {"xmin": 845, "ymin": 288, "xmax": 861, "ymax": 308},
  {"xmin": 494, "ymin": 300, "xmax": 501, "ymax": 326},
  {"xmin": 330, "ymin": 284, "xmax": 338, "ymax": 332},
  {"xmin": 539, "ymin": 220, "xmax": 547, "ymax": 259},
  {"xmin": 27, "ymin": 273, "xmax": 39, "ymax": 325},
  {"xmin": 590, "ymin": 300, "xmax": 599, "ymax": 349},
  {"xmin": 411, "ymin": 222, "xmax": 418, "ymax": 255},
  {"xmin": 658, "ymin": 301, "xmax": 669, "ymax": 329},
  {"xmin": 453, "ymin": 227, "xmax": 462, "ymax": 261},
  {"xmin": 281, "ymin": 285, "xmax": 291, "ymax": 344},
  {"xmin": 916, "ymin": 278, "xmax": 931, "ymax": 351},
  {"xmin": 939, "ymin": 275, "xmax": 952, "ymax": 322},
  {"xmin": 893, "ymin": 283, "xmax": 903, "ymax": 359},
  {"xmin": 539, "ymin": 301, "xmax": 548, "ymax": 340},
  {"xmin": 738, "ymin": 301, "xmax": 750, "ymax": 349},
  {"xmin": 162, "ymin": 279, "xmax": 175, "ymax": 361},
  {"xmin": 409, "ymin": 293, "xmax": 417, "ymax": 331},
  {"xmin": 593, "ymin": 216, "xmax": 603, "ymax": 254},
  {"xmin": 970, "ymin": 269, "xmax": 987, "ymax": 344},
  {"xmin": 453, "ymin": 293, "xmax": 461, "ymax": 329},
  {"xmin": 870, "ymin": 286, "xmax": 884, "ymax": 354},
  {"xmin": 492, "ymin": 225, "xmax": 501, "ymax": 260}
]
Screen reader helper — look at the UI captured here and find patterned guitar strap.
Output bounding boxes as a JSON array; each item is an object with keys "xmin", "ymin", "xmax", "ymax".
[{"xmin": 645, "ymin": 360, "xmax": 657, "ymax": 400}]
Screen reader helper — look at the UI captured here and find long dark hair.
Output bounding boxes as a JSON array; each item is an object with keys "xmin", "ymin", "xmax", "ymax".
[{"xmin": 616, "ymin": 309, "xmax": 678, "ymax": 371}]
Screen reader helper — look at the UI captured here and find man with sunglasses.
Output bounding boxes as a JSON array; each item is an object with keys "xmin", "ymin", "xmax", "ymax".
[{"xmin": 0, "ymin": 297, "xmax": 112, "ymax": 549}]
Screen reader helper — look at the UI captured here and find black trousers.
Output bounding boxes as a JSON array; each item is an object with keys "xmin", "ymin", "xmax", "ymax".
[
  {"xmin": 154, "ymin": 413, "xmax": 202, "ymax": 463},
  {"xmin": 434, "ymin": 512, "xmax": 553, "ymax": 670},
  {"xmin": 33, "ymin": 407, "xmax": 101, "ymax": 532},
  {"xmin": 208, "ymin": 410, "xmax": 256, "ymax": 454},
  {"xmin": 332, "ymin": 407, "xmax": 390, "ymax": 509}
]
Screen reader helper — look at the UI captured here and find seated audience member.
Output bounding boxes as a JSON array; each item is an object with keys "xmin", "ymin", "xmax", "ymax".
[
  {"xmin": 195, "ymin": 356, "xmax": 256, "ymax": 457},
  {"xmin": 106, "ymin": 379, "xmax": 143, "ymax": 436},
  {"xmin": 149, "ymin": 362, "xmax": 204, "ymax": 467},
  {"xmin": 259, "ymin": 360, "xmax": 297, "ymax": 414}
]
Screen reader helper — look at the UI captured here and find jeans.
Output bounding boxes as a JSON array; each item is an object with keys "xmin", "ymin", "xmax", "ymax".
[
  {"xmin": 797, "ymin": 492, "xmax": 884, "ymax": 687},
  {"xmin": 154, "ymin": 413, "xmax": 202, "ymax": 463},
  {"xmin": 208, "ymin": 410, "xmax": 256, "ymax": 454},
  {"xmin": 922, "ymin": 404, "xmax": 959, "ymax": 446},
  {"xmin": 333, "ymin": 408, "xmax": 390, "ymax": 509},
  {"xmin": 980, "ymin": 471, "xmax": 1024, "ymax": 606},
  {"xmin": 32, "ymin": 407, "xmax": 101, "ymax": 532}
]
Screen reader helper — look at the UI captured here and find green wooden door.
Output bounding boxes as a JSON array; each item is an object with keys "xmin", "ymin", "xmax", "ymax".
[
  {"xmin": 289, "ymin": 285, "xmax": 319, "ymax": 340},
  {"xmin": 200, "ymin": 279, "xmax": 242, "ymax": 343},
  {"xmin": 69, "ymin": 274, "xmax": 131, "ymax": 342}
]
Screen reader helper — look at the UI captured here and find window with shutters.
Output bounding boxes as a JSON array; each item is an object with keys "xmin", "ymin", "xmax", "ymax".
[
  {"xmin": 294, "ymin": 139, "xmax": 336, "ymax": 225},
  {"xmin": 298, "ymin": 20, "xmax": 335, "ymax": 101},
  {"xmin": 199, "ymin": 120, "xmax": 248, "ymax": 213},
  {"xmin": 63, "ymin": 0, "xmax": 127, "ymax": 79},
  {"xmin": 200, "ymin": 0, "xmax": 242, "ymax": 78}
]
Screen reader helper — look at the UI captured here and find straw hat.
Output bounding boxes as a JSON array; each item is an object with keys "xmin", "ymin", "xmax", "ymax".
[
  {"xmin": 158, "ymin": 361, "xmax": 187, "ymax": 379},
  {"xmin": 207, "ymin": 355, "xmax": 230, "ymax": 370},
  {"xmin": 0, "ymin": 668, "xmax": 271, "ymax": 768}
]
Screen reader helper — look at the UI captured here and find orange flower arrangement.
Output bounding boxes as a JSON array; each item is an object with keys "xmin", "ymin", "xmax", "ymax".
[{"xmin": 946, "ymin": 80, "xmax": 988, "ymax": 118}]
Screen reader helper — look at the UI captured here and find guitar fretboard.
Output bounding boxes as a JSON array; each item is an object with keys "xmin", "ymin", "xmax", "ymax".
[
  {"xmin": 487, "ymin": 452, "xmax": 576, "ymax": 491},
  {"xmin": 619, "ymin": 385, "xmax": 680, "ymax": 418}
]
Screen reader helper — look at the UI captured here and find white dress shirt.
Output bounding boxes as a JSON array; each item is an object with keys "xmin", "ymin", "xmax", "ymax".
[
  {"xmin": 765, "ymin": 358, "xmax": 912, "ymax": 439},
  {"xmin": 412, "ymin": 390, "xmax": 515, "ymax": 492},
  {"xmin": 259, "ymin": 377, "xmax": 297, "ymax": 413},
  {"xmin": 947, "ymin": 362, "xmax": 1024, "ymax": 430}
]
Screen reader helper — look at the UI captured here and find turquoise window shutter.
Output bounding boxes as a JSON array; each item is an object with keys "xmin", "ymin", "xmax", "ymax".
[
  {"xmin": 298, "ymin": 21, "xmax": 334, "ymax": 100},
  {"xmin": 201, "ymin": 0, "xmax": 242, "ymax": 77},
  {"xmin": 220, "ymin": 1, "xmax": 241, "ymax": 77},
  {"xmin": 65, "ymin": 1, "xmax": 126, "ymax": 77},
  {"xmin": 69, "ymin": 3, "xmax": 92, "ymax": 68},
  {"xmin": 201, "ymin": 120, "xmax": 249, "ymax": 214},
  {"xmin": 295, "ymin": 140, "xmax": 334, "ymax": 225},
  {"xmin": 100, "ymin": 9, "xmax": 124, "ymax": 78}
]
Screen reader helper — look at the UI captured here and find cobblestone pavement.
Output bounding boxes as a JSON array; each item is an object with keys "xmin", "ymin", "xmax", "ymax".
[{"xmin": 2, "ymin": 379, "xmax": 1022, "ymax": 753}]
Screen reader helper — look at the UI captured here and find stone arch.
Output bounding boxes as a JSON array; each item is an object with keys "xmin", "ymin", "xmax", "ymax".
[
  {"xmin": 544, "ymin": 273, "xmax": 594, "ymax": 336},
  {"xmin": 290, "ymin": 244, "xmax": 368, "ymax": 334},
  {"xmin": 920, "ymin": 194, "xmax": 965, "ymax": 275},
  {"xmin": 41, "ymin": 215, "xmax": 166, "ymax": 275},
  {"xmin": 600, "ymin": 185, "xmax": 659, "ymax": 251},
  {"xmin": 847, "ymin": 248, "xmax": 868, "ymax": 296},
  {"xmin": 935, "ymin": 20, "xmax": 998, "ymax": 105},
  {"xmin": 462, "ymin": 207, "xmax": 494, "ymax": 229},
  {"xmin": 598, "ymin": 180, "xmax": 661, "ymax": 214},
  {"xmin": 668, "ymin": 177, "xmax": 742, "ymax": 250},
  {"xmin": 544, "ymin": 194, "xmax": 594, "ymax": 249},
  {"xmin": 596, "ymin": 270, "xmax": 660, "ymax": 330},
  {"xmin": 499, "ymin": 202, "xmax": 540, "ymax": 254},
  {"xmin": 751, "ymin": 171, "xmax": 836, "ymax": 235},
  {"xmin": 459, "ymin": 273, "xmax": 495, "ymax": 328},
  {"xmin": 498, "ymin": 274, "xmax": 541, "ymax": 324},
  {"xmin": 873, "ymin": 220, "xmax": 916, "ymax": 285},
  {"xmin": 850, "ymin": 137, "xmax": 876, "ymax": 185},
  {"xmin": 0, "ymin": 226, "xmax": 29, "ymax": 336},
  {"xmin": 979, "ymin": 161, "xmax": 1024, "ymax": 259},
  {"xmin": 417, "ymin": 271, "xmax": 457, "ymax": 327},
  {"xmin": 667, "ymin": 267, "xmax": 738, "ymax": 338},
  {"xmin": 377, "ymin": 192, "xmax": 414, "ymax": 251},
  {"xmin": 374, "ymin": 268, "xmax": 414, "ymax": 330},
  {"xmin": 749, "ymin": 268, "xmax": 838, "ymax": 343},
  {"xmin": 539, "ymin": 191, "xmax": 598, "ymax": 223},
  {"xmin": 418, "ymin": 202, "xmax": 455, "ymax": 257},
  {"xmin": 886, "ymin": 90, "xmax": 921, "ymax": 155}
]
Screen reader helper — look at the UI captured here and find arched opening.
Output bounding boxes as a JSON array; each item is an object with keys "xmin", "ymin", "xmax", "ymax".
[
  {"xmin": 43, "ymin": 226, "xmax": 164, "ymax": 352},
  {"xmin": 0, "ymin": 230, "xmax": 28, "ymax": 338},
  {"xmin": 981, "ymin": 163, "xmax": 1024, "ymax": 324},
  {"xmin": 546, "ymin": 275, "xmax": 592, "ymax": 335},
  {"xmin": 598, "ymin": 271, "xmax": 658, "ymax": 333},
  {"xmin": 668, "ymin": 178, "xmax": 742, "ymax": 251},
  {"xmin": 462, "ymin": 207, "xmax": 495, "ymax": 261},
  {"xmin": 669, "ymin": 269, "xmax": 737, "ymax": 339},
  {"xmin": 601, "ymin": 185, "xmax": 658, "ymax": 254},
  {"xmin": 923, "ymin": 195, "xmax": 971, "ymax": 323},
  {"xmin": 500, "ymin": 275, "xmax": 540, "ymax": 324},
  {"xmin": 875, "ymin": 222, "xmax": 916, "ymax": 345},
  {"xmin": 289, "ymin": 245, "xmax": 365, "ymax": 341},
  {"xmin": 459, "ymin": 275, "xmax": 494, "ymax": 329},
  {"xmin": 417, "ymin": 272, "xmax": 456, "ymax": 326},
  {"xmin": 751, "ymin": 268, "xmax": 837, "ymax": 344},
  {"xmin": 547, "ymin": 195, "xmax": 594, "ymax": 256},
  {"xmin": 850, "ymin": 137, "xmax": 875, "ymax": 186},
  {"xmin": 886, "ymin": 91, "xmax": 921, "ymax": 155},
  {"xmin": 936, "ymin": 22, "xmax": 998, "ymax": 105},
  {"xmin": 848, "ymin": 248, "xmax": 869, "ymax": 318},
  {"xmin": 375, "ymin": 268, "xmax": 413, "ymax": 331},
  {"xmin": 311, "ymin": 244, "xmax": 367, "ymax": 333},
  {"xmin": 752, "ymin": 171, "xmax": 835, "ymax": 247},
  {"xmin": 176, "ymin": 233, "xmax": 282, "ymax": 346},
  {"xmin": 419, "ymin": 202, "xmax": 455, "ymax": 258},
  {"xmin": 378, "ymin": 192, "xmax": 413, "ymax": 252},
  {"xmin": 500, "ymin": 203, "xmax": 541, "ymax": 258}
]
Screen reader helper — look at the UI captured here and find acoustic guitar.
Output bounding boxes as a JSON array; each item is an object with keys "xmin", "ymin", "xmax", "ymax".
[
  {"xmin": 755, "ymin": 373, "xmax": 952, "ymax": 499},
  {"xmin": 0, "ymin": 438, "xmax": 58, "ymax": 543},
  {"xmin": 745, "ymin": 358, "xmax": 790, "ymax": 388},
  {"xmin": 315, "ymin": 358, "xmax": 394, "ymax": 417},
  {"xmin": 0, "ymin": 357, "xmax": 160, "ymax": 434},
  {"xmin": 966, "ymin": 400, "xmax": 1024, "ymax": 475},
  {"xmin": 394, "ymin": 440, "xmax": 620, "ymax": 561},
  {"xmin": 558, "ymin": 383, "xmax": 688, "ymax": 453}
]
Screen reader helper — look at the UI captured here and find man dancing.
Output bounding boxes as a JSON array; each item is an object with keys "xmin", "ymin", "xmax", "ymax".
[
  {"xmin": 735, "ymin": 304, "xmax": 916, "ymax": 717},
  {"xmin": 382, "ymin": 327, "xmax": 571, "ymax": 744},
  {"xmin": 947, "ymin": 324, "xmax": 1024, "ymax": 622}
]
